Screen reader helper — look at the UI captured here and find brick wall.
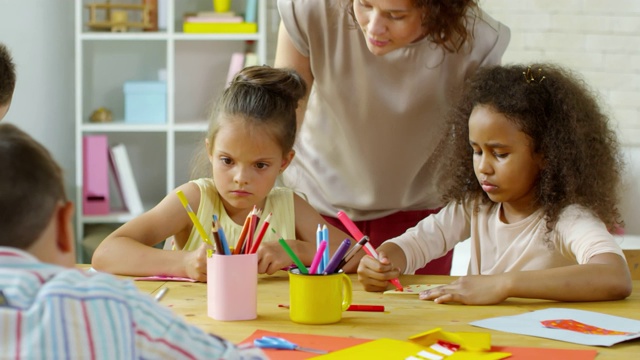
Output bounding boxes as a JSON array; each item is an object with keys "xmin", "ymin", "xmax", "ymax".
[
  {"xmin": 265, "ymin": 0, "xmax": 640, "ymax": 145},
  {"xmin": 481, "ymin": 0, "xmax": 640, "ymax": 145}
]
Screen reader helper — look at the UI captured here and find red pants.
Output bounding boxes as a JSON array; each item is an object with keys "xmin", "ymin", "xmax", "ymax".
[{"xmin": 322, "ymin": 209, "xmax": 453, "ymax": 275}]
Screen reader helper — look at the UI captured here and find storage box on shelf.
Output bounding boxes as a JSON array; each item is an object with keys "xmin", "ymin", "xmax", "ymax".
[{"xmin": 74, "ymin": 0, "xmax": 268, "ymax": 262}]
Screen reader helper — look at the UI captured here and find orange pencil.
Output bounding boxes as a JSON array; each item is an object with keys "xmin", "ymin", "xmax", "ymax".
[
  {"xmin": 234, "ymin": 213, "xmax": 252, "ymax": 255},
  {"xmin": 245, "ymin": 206, "xmax": 260, "ymax": 254},
  {"xmin": 249, "ymin": 212, "xmax": 272, "ymax": 254}
]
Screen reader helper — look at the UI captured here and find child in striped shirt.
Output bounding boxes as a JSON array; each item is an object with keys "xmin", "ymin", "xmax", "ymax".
[{"xmin": 0, "ymin": 123, "xmax": 265, "ymax": 359}]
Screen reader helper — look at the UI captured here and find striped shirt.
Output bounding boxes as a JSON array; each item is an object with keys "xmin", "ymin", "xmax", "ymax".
[{"xmin": 0, "ymin": 247, "xmax": 265, "ymax": 360}]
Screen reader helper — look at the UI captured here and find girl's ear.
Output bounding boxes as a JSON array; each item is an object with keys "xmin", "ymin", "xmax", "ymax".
[
  {"xmin": 205, "ymin": 138, "xmax": 213, "ymax": 162},
  {"xmin": 280, "ymin": 150, "xmax": 295, "ymax": 172}
]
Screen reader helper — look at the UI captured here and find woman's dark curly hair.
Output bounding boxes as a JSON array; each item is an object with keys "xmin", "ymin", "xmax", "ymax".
[
  {"xmin": 439, "ymin": 63, "xmax": 624, "ymax": 233},
  {"xmin": 347, "ymin": 0, "xmax": 477, "ymax": 52}
]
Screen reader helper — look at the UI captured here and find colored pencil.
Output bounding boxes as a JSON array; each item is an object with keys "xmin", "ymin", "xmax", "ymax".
[
  {"xmin": 210, "ymin": 218, "xmax": 225, "ymax": 254},
  {"xmin": 249, "ymin": 212, "xmax": 271, "ymax": 254},
  {"xmin": 278, "ymin": 303, "xmax": 384, "ymax": 312},
  {"xmin": 234, "ymin": 212, "xmax": 252, "ymax": 255},
  {"xmin": 175, "ymin": 190, "xmax": 213, "ymax": 246},
  {"xmin": 213, "ymin": 214, "xmax": 231, "ymax": 255},
  {"xmin": 323, "ymin": 238, "xmax": 351, "ymax": 274},
  {"xmin": 322, "ymin": 224, "xmax": 330, "ymax": 271},
  {"xmin": 315, "ymin": 224, "xmax": 324, "ymax": 273},
  {"xmin": 309, "ymin": 240, "xmax": 327, "ymax": 274},
  {"xmin": 277, "ymin": 234, "xmax": 308, "ymax": 274}
]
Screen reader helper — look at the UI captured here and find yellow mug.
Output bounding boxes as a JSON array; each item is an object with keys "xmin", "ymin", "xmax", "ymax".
[{"xmin": 288, "ymin": 268, "xmax": 352, "ymax": 324}]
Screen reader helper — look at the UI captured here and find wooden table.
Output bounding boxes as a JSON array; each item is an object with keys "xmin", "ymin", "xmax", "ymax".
[{"xmin": 128, "ymin": 272, "xmax": 640, "ymax": 358}]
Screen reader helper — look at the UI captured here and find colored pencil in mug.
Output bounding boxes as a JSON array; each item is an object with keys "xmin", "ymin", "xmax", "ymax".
[
  {"xmin": 323, "ymin": 238, "xmax": 351, "ymax": 274},
  {"xmin": 309, "ymin": 240, "xmax": 327, "ymax": 274},
  {"xmin": 275, "ymin": 231, "xmax": 308, "ymax": 274},
  {"xmin": 315, "ymin": 224, "xmax": 324, "ymax": 273},
  {"xmin": 322, "ymin": 224, "xmax": 330, "ymax": 271}
]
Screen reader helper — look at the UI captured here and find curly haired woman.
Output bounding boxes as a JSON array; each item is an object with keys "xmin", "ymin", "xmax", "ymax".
[{"xmin": 275, "ymin": 0, "xmax": 510, "ymax": 274}]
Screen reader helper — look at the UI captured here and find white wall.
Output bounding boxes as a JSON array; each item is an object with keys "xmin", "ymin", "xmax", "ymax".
[
  {"xmin": 481, "ymin": 0, "xmax": 640, "ymax": 146},
  {"xmin": 0, "ymin": 0, "xmax": 75, "ymax": 201}
]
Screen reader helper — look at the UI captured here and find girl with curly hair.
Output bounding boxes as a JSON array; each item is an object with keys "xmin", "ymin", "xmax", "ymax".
[
  {"xmin": 275, "ymin": 0, "xmax": 510, "ymax": 275},
  {"xmin": 358, "ymin": 63, "xmax": 632, "ymax": 304}
]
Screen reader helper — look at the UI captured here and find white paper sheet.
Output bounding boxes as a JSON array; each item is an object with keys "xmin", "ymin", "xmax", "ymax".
[{"xmin": 471, "ymin": 308, "xmax": 640, "ymax": 347}]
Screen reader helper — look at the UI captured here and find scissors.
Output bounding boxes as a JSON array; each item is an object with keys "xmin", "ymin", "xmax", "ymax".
[{"xmin": 253, "ymin": 336, "xmax": 328, "ymax": 354}]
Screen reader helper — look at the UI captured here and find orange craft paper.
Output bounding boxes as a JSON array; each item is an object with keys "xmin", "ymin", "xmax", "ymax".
[
  {"xmin": 239, "ymin": 329, "xmax": 598, "ymax": 360},
  {"xmin": 239, "ymin": 329, "xmax": 370, "ymax": 360}
]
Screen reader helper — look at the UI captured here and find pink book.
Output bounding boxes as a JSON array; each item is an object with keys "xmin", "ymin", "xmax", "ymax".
[
  {"xmin": 225, "ymin": 52, "xmax": 245, "ymax": 87},
  {"xmin": 82, "ymin": 135, "xmax": 110, "ymax": 215}
]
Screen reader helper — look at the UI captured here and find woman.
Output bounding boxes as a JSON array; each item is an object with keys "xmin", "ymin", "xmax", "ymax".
[{"xmin": 275, "ymin": 0, "xmax": 510, "ymax": 274}]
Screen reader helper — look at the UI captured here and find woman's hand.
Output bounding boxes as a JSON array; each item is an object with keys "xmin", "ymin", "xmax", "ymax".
[
  {"xmin": 418, "ymin": 274, "xmax": 509, "ymax": 305},
  {"xmin": 357, "ymin": 250, "xmax": 402, "ymax": 292},
  {"xmin": 183, "ymin": 243, "xmax": 213, "ymax": 282}
]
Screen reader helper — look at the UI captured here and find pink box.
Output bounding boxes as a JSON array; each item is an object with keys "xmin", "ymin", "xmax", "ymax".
[
  {"xmin": 82, "ymin": 135, "xmax": 109, "ymax": 215},
  {"xmin": 207, "ymin": 253, "xmax": 257, "ymax": 321}
]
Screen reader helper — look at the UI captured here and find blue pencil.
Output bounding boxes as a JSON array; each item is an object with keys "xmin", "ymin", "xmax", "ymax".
[
  {"xmin": 322, "ymin": 224, "xmax": 330, "ymax": 271},
  {"xmin": 316, "ymin": 224, "xmax": 324, "ymax": 273},
  {"xmin": 213, "ymin": 215, "xmax": 231, "ymax": 255}
]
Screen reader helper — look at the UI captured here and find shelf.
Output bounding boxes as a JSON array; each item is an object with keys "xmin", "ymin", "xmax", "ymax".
[{"xmin": 74, "ymin": 0, "xmax": 269, "ymax": 263}]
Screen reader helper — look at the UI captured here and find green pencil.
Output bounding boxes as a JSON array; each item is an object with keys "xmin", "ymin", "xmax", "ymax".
[{"xmin": 275, "ymin": 231, "xmax": 308, "ymax": 274}]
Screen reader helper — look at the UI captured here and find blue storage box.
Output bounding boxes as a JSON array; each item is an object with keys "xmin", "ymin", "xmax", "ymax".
[{"xmin": 124, "ymin": 81, "xmax": 166, "ymax": 124}]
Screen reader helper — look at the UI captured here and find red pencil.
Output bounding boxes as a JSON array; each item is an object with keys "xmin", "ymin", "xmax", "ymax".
[
  {"xmin": 278, "ymin": 304, "xmax": 384, "ymax": 312},
  {"xmin": 249, "ymin": 212, "xmax": 272, "ymax": 254}
]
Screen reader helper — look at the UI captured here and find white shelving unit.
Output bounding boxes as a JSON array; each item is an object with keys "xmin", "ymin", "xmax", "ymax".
[{"xmin": 74, "ymin": 0, "xmax": 268, "ymax": 262}]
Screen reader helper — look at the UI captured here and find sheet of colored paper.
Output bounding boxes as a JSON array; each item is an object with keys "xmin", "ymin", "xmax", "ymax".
[
  {"xmin": 383, "ymin": 284, "xmax": 445, "ymax": 295},
  {"xmin": 491, "ymin": 346, "xmax": 596, "ymax": 360},
  {"xmin": 471, "ymin": 308, "xmax": 640, "ymax": 346},
  {"xmin": 238, "ymin": 329, "xmax": 370, "ymax": 360},
  {"xmin": 133, "ymin": 275, "xmax": 197, "ymax": 282}
]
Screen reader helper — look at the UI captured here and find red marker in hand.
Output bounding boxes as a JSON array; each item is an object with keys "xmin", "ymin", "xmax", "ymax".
[{"xmin": 336, "ymin": 211, "xmax": 403, "ymax": 291}]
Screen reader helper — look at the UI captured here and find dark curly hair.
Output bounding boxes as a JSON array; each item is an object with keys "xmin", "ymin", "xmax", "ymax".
[
  {"xmin": 439, "ymin": 63, "xmax": 624, "ymax": 233},
  {"xmin": 0, "ymin": 43, "xmax": 16, "ymax": 106},
  {"xmin": 346, "ymin": 0, "xmax": 478, "ymax": 52}
]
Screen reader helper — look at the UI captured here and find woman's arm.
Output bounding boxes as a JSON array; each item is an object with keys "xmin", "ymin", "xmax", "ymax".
[
  {"xmin": 92, "ymin": 182, "xmax": 209, "ymax": 280},
  {"xmin": 421, "ymin": 253, "xmax": 632, "ymax": 304},
  {"xmin": 274, "ymin": 21, "xmax": 313, "ymax": 130}
]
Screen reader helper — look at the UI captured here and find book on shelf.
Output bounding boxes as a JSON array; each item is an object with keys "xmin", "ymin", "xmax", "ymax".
[
  {"xmin": 109, "ymin": 143, "xmax": 144, "ymax": 216},
  {"xmin": 226, "ymin": 52, "xmax": 245, "ymax": 87},
  {"xmin": 183, "ymin": 21, "xmax": 257, "ymax": 33},
  {"xmin": 196, "ymin": 11, "xmax": 236, "ymax": 18},
  {"xmin": 82, "ymin": 135, "xmax": 110, "ymax": 215},
  {"xmin": 183, "ymin": 11, "xmax": 242, "ymax": 23}
]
